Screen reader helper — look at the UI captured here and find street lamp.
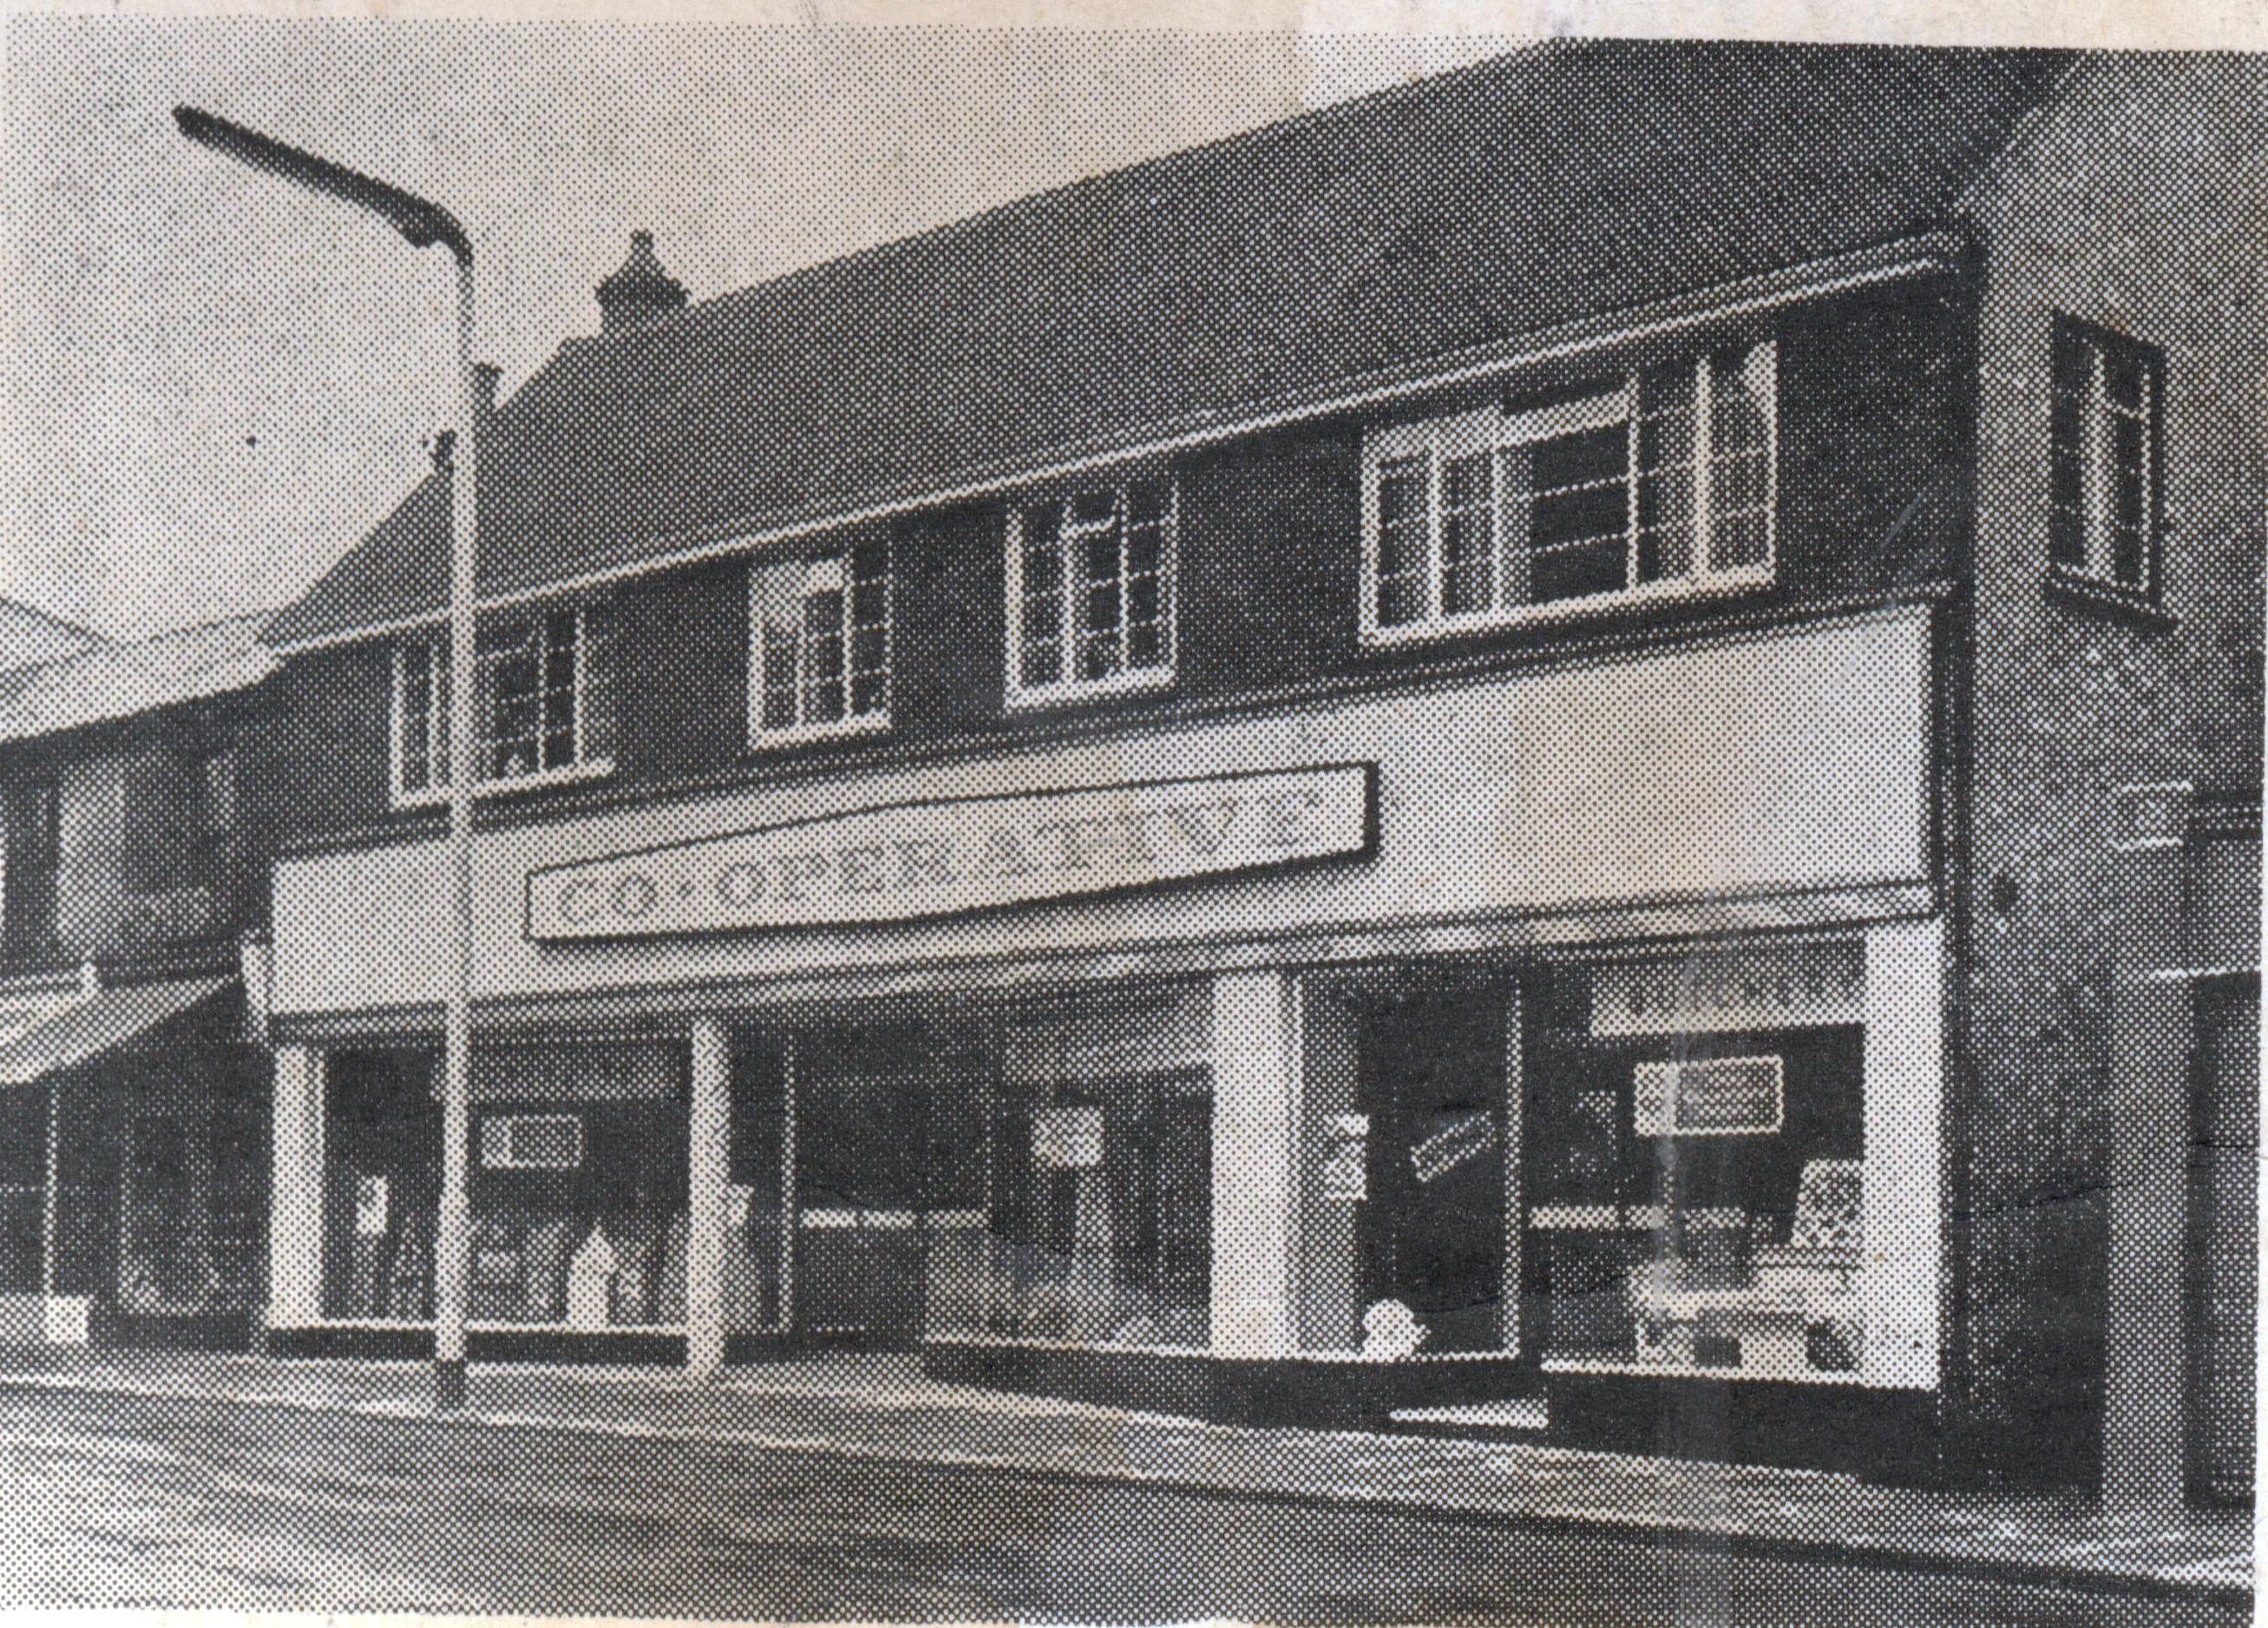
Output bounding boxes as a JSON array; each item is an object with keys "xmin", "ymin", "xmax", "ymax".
[{"xmin": 175, "ymin": 106, "xmax": 482, "ymax": 1415}]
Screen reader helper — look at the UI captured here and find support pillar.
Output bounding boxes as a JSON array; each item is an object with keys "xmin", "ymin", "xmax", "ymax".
[
  {"xmin": 2102, "ymin": 782, "xmax": 2196, "ymax": 1519},
  {"xmin": 1863, "ymin": 917, "xmax": 1944, "ymax": 1389},
  {"xmin": 1210, "ymin": 969, "xmax": 1302, "ymax": 1359},
  {"xmin": 269, "ymin": 1045, "xmax": 326, "ymax": 1330},
  {"xmin": 686, "ymin": 1017, "xmax": 730, "ymax": 1381}
]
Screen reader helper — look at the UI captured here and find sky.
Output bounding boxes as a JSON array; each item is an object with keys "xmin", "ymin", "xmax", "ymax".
[{"xmin": 2, "ymin": 18, "xmax": 1521, "ymax": 639}]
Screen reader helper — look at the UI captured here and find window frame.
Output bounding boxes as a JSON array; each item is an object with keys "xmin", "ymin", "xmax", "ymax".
[
  {"xmin": 744, "ymin": 536, "xmax": 895, "ymax": 750},
  {"xmin": 390, "ymin": 601, "xmax": 616, "ymax": 809},
  {"xmin": 2049, "ymin": 314, "xmax": 2166, "ymax": 604},
  {"xmin": 1359, "ymin": 345, "xmax": 1778, "ymax": 645},
  {"xmin": 1003, "ymin": 477, "xmax": 1179, "ymax": 709}
]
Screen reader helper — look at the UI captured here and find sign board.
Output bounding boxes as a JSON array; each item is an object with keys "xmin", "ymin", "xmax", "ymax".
[
  {"xmin": 526, "ymin": 764, "xmax": 1373, "ymax": 941},
  {"xmin": 467, "ymin": 1042, "xmax": 683, "ymax": 1104},
  {"xmin": 1032, "ymin": 1106, "xmax": 1105, "ymax": 1170},
  {"xmin": 1633, "ymin": 1056, "xmax": 1786, "ymax": 1136}
]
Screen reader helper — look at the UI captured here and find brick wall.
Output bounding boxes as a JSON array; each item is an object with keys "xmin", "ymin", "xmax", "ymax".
[
  {"xmin": 261, "ymin": 279, "xmax": 1974, "ymax": 854},
  {"xmin": 1956, "ymin": 52, "xmax": 2267, "ymax": 1479}
]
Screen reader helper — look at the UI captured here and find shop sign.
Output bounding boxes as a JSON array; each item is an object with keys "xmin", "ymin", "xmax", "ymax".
[
  {"xmin": 1032, "ymin": 1106, "xmax": 1105, "ymax": 1169},
  {"xmin": 525, "ymin": 763, "xmax": 1373, "ymax": 942},
  {"xmin": 467, "ymin": 1042, "xmax": 682, "ymax": 1103},
  {"xmin": 1633, "ymin": 1055, "xmax": 1786, "ymax": 1136}
]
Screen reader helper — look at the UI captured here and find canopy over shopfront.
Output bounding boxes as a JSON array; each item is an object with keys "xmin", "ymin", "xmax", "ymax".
[
  {"xmin": 0, "ymin": 976, "xmax": 231, "ymax": 1087},
  {"xmin": 0, "ymin": 974, "xmax": 246, "ymax": 1348}
]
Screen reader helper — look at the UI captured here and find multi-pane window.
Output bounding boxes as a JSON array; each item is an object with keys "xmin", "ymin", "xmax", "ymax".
[
  {"xmin": 392, "ymin": 602, "xmax": 615, "ymax": 802},
  {"xmin": 1008, "ymin": 480, "xmax": 1176, "ymax": 699},
  {"xmin": 749, "ymin": 537, "xmax": 891, "ymax": 741},
  {"xmin": 2051, "ymin": 318, "xmax": 2162, "ymax": 597},
  {"xmin": 1364, "ymin": 343, "xmax": 1775, "ymax": 637}
]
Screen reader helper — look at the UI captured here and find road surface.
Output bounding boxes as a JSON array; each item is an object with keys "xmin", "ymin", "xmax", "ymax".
[{"xmin": 0, "ymin": 1386, "xmax": 2241, "ymax": 1625}]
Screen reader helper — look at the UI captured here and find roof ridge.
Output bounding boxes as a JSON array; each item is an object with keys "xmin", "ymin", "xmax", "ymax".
[{"xmin": 546, "ymin": 40, "xmax": 1570, "ymax": 355}]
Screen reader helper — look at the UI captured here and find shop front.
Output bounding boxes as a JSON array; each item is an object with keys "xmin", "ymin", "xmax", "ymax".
[
  {"xmin": 0, "ymin": 971, "xmax": 266, "ymax": 1349},
  {"xmin": 266, "ymin": 603, "xmax": 1947, "ymax": 1463}
]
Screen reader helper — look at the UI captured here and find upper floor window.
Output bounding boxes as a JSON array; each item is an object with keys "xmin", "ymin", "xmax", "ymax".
[
  {"xmin": 0, "ymin": 779, "xmax": 59, "ymax": 951},
  {"xmin": 392, "ymin": 601, "xmax": 615, "ymax": 805},
  {"xmin": 125, "ymin": 745, "xmax": 235, "ymax": 891},
  {"xmin": 749, "ymin": 537, "xmax": 891, "ymax": 745},
  {"xmin": 1362, "ymin": 342, "xmax": 1775, "ymax": 640},
  {"xmin": 2051, "ymin": 318, "xmax": 2162, "ymax": 599},
  {"xmin": 1006, "ymin": 479, "xmax": 1177, "ymax": 704}
]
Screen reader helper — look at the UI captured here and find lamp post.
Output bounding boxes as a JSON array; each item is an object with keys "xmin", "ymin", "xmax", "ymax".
[{"xmin": 175, "ymin": 107, "xmax": 482, "ymax": 1414}]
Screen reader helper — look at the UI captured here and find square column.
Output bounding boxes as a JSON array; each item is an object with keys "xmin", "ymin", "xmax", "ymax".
[
  {"xmin": 2102, "ymin": 783, "xmax": 2196, "ymax": 1518},
  {"xmin": 269, "ymin": 1045, "xmax": 326, "ymax": 1330},
  {"xmin": 1863, "ymin": 916, "xmax": 1944, "ymax": 1389},
  {"xmin": 1210, "ymin": 969, "xmax": 1302, "ymax": 1359},
  {"xmin": 686, "ymin": 1016, "xmax": 731, "ymax": 1380}
]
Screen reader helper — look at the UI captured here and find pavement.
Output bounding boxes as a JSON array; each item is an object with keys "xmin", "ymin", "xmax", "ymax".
[{"xmin": 0, "ymin": 1345, "xmax": 2250, "ymax": 1607}]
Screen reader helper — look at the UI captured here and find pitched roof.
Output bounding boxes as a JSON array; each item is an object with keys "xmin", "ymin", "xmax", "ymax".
[
  {"xmin": 0, "ymin": 599, "xmax": 106, "ymax": 673},
  {"xmin": 267, "ymin": 40, "xmax": 2072, "ymax": 649},
  {"xmin": 0, "ymin": 612, "xmax": 274, "ymax": 745}
]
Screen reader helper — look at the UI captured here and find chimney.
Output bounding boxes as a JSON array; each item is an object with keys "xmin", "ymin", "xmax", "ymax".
[{"xmin": 595, "ymin": 229, "xmax": 687, "ymax": 333}]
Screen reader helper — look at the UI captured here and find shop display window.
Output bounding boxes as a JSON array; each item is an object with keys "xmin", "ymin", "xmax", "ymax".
[
  {"xmin": 120, "ymin": 1111, "xmax": 265, "ymax": 1314},
  {"xmin": 1526, "ymin": 947, "xmax": 1867, "ymax": 1380},
  {"xmin": 938, "ymin": 990, "xmax": 1215, "ymax": 1351},
  {"xmin": 970, "ymin": 1070, "xmax": 1212, "ymax": 1347},
  {"xmin": 322, "ymin": 1051, "xmax": 439, "ymax": 1321},
  {"xmin": 467, "ymin": 1100, "xmax": 686, "ymax": 1327}
]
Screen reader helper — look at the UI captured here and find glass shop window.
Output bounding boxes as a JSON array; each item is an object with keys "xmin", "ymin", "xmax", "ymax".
[
  {"xmin": 466, "ymin": 1100, "xmax": 688, "ymax": 1329},
  {"xmin": 964, "ymin": 1069, "xmax": 1213, "ymax": 1349},
  {"xmin": 1526, "ymin": 946, "xmax": 1868, "ymax": 1381}
]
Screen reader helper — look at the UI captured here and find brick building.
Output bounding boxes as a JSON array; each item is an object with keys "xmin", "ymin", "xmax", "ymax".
[
  {"xmin": 0, "ymin": 611, "xmax": 279, "ymax": 1347},
  {"xmin": 240, "ymin": 44, "xmax": 2260, "ymax": 1493}
]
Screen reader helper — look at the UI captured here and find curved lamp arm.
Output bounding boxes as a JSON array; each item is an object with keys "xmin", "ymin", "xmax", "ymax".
[{"xmin": 174, "ymin": 106, "xmax": 471, "ymax": 266}]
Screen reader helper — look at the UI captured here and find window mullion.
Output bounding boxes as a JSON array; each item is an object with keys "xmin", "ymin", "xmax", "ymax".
[
  {"xmin": 795, "ymin": 587, "xmax": 810, "ymax": 729},
  {"xmin": 2085, "ymin": 347, "xmax": 2111, "ymax": 579},
  {"xmin": 572, "ymin": 609, "xmax": 587, "ymax": 765},
  {"xmin": 841, "ymin": 553, "xmax": 857, "ymax": 715},
  {"xmin": 1694, "ymin": 355, "xmax": 1714, "ymax": 582},
  {"xmin": 1624, "ymin": 377, "xmax": 1641, "ymax": 592},
  {"xmin": 1117, "ymin": 490, "xmax": 1132, "ymax": 680},
  {"xmin": 1426, "ymin": 442, "xmax": 1444, "ymax": 627},
  {"xmin": 431, "ymin": 641, "xmax": 448, "ymax": 791},
  {"xmin": 1058, "ymin": 505, "xmax": 1076, "ymax": 687}
]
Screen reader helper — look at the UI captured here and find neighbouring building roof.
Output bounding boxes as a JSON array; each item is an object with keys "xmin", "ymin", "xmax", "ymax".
[
  {"xmin": 0, "ymin": 598, "xmax": 107, "ymax": 673},
  {"xmin": 0, "ymin": 612, "xmax": 275, "ymax": 745},
  {"xmin": 266, "ymin": 40, "xmax": 2074, "ymax": 649}
]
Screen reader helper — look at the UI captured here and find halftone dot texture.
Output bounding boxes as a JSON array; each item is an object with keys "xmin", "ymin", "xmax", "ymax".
[{"xmin": 5, "ymin": 35, "xmax": 2263, "ymax": 1622}]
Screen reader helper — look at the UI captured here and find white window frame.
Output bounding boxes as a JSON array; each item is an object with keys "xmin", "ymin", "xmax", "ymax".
[
  {"xmin": 1004, "ymin": 478, "xmax": 1178, "ymax": 708},
  {"xmin": 1360, "ymin": 344, "xmax": 1777, "ymax": 644},
  {"xmin": 2052, "ymin": 322, "xmax": 2161, "ymax": 598},
  {"xmin": 389, "ymin": 603, "xmax": 616, "ymax": 809},
  {"xmin": 745, "ymin": 539, "xmax": 894, "ymax": 749}
]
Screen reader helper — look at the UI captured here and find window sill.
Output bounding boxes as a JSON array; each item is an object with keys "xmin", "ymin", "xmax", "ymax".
[
  {"xmin": 390, "ymin": 758, "xmax": 617, "ymax": 811},
  {"xmin": 744, "ymin": 711, "xmax": 892, "ymax": 752},
  {"xmin": 1006, "ymin": 666, "xmax": 1176, "ymax": 712},
  {"xmin": 1360, "ymin": 568, "xmax": 1773, "ymax": 648},
  {"xmin": 2042, "ymin": 569, "xmax": 2177, "ymax": 633}
]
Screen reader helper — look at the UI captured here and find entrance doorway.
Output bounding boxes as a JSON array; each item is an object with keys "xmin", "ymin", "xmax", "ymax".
[
  {"xmin": 791, "ymin": 1024, "xmax": 988, "ymax": 1349},
  {"xmin": 1354, "ymin": 974, "xmax": 1513, "ymax": 1354}
]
